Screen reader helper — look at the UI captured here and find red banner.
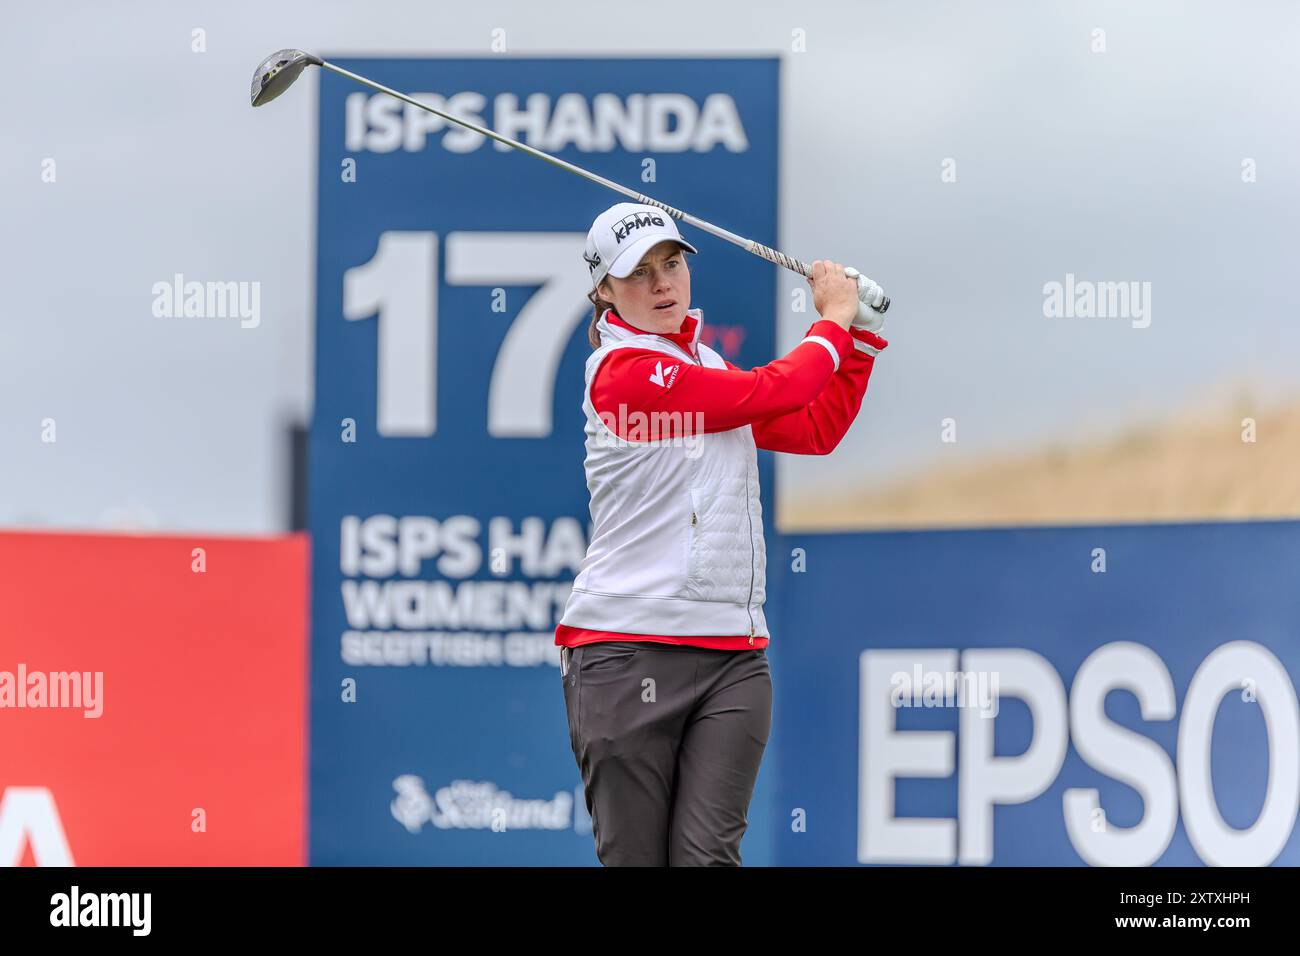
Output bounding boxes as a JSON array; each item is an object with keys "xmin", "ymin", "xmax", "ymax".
[{"xmin": 0, "ymin": 531, "xmax": 308, "ymax": 865}]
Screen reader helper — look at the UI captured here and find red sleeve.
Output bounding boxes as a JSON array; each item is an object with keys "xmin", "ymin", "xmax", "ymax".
[
  {"xmin": 739, "ymin": 326, "xmax": 889, "ymax": 455},
  {"xmin": 590, "ymin": 319, "xmax": 855, "ymax": 437}
]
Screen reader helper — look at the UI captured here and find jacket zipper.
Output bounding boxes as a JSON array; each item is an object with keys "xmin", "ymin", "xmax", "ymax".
[
  {"xmin": 745, "ymin": 455, "xmax": 756, "ymax": 645},
  {"xmin": 665, "ymin": 334, "xmax": 753, "ymax": 644},
  {"xmin": 661, "ymin": 338, "xmax": 702, "ymax": 368},
  {"xmin": 691, "ymin": 499, "xmax": 755, "ymax": 645}
]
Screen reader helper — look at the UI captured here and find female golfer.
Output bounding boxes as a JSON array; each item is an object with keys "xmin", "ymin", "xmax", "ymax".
[{"xmin": 557, "ymin": 201, "xmax": 889, "ymax": 866}]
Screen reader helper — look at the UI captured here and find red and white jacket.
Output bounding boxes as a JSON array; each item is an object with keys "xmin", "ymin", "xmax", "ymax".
[{"xmin": 555, "ymin": 306, "xmax": 888, "ymax": 651}]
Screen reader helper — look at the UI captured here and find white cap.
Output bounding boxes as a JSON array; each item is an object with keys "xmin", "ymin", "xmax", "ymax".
[{"xmin": 583, "ymin": 202, "xmax": 698, "ymax": 291}]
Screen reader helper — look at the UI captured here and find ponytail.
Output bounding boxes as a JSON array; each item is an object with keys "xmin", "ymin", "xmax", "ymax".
[{"xmin": 586, "ymin": 285, "xmax": 616, "ymax": 350}]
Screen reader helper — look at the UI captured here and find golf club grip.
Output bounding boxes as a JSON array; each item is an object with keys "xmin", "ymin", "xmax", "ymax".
[
  {"xmin": 745, "ymin": 241, "xmax": 808, "ymax": 275},
  {"xmin": 635, "ymin": 195, "xmax": 686, "ymax": 220},
  {"xmin": 648, "ymin": 204, "xmax": 890, "ymax": 314},
  {"xmin": 748, "ymin": 243, "xmax": 890, "ymax": 315}
]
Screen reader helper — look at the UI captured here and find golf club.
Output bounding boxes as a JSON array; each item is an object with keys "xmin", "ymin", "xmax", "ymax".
[{"xmin": 250, "ymin": 49, "xmax": 890, "ymax": 324}]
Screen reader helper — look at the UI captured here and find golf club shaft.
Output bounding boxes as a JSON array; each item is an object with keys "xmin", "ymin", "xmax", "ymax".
[{"xmin": 320, "ymin": 61, "xmax": 853, "ymax": 290}]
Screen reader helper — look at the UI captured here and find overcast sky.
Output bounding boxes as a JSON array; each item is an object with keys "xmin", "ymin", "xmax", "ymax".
[{"xmin": 3, "ymin": 0, "xmax": 1297, "ymax": 533}]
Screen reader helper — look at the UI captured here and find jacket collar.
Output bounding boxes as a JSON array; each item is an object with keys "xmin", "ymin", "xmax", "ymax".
[{"xmin": 597, "ymin": 307, "xmax": 702, "ymax": 358}]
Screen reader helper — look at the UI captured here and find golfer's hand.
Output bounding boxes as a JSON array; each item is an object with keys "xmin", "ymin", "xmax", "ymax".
[{"xmin": 808, "ymin": 260, "xmax": 859, "ymax": 330}]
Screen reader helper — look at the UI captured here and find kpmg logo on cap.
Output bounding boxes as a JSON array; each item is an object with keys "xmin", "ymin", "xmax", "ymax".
[{"xmin": 612, "ymin": 212, "xmax": 667, "ymax": 244}]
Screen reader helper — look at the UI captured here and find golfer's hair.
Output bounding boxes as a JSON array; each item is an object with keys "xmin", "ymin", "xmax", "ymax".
[{"xmin": 586, "ymin": 283, "xmax": 615, "ymax": 350}]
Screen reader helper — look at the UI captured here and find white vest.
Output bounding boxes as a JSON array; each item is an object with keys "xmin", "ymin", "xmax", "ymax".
[{"xmin": 558, "ymin": 309, "xmax": 768, "ymax": 638}]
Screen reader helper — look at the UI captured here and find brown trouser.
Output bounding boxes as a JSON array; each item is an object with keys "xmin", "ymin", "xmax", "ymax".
[{"xmin": 561, "ymin": 640, "xmax": 772, "ymax": 866}]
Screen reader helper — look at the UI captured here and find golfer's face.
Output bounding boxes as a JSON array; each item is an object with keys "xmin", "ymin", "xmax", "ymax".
[{"xmin": 604, "ymin": 241, "xmax": 690, "ymax": 330}]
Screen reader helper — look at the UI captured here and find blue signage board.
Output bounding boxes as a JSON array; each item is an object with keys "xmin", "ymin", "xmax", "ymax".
[
  {"xmin": 309, "ymin": 57, "xmax": 780, "ymax": 865},
  {"xmin": 771, "ymin": 519, "xmax": 1300, "ymax": 865}
]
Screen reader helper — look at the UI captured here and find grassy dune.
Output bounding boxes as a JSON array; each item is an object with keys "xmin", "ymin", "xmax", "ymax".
[{"xmin": 781, "ymin": 400, "xmax": 1300, "ymax": 531}]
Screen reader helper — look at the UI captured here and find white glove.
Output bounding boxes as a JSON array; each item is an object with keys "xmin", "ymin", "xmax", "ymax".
[{"xmin": 844, "ymin": 267, "xmax": 887, "ymax": 334}]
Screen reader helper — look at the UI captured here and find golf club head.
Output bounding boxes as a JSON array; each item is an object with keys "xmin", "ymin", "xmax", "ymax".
[{"xmin": 250, "ymin": 49, "xmax": 322, "ymax": 107}]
